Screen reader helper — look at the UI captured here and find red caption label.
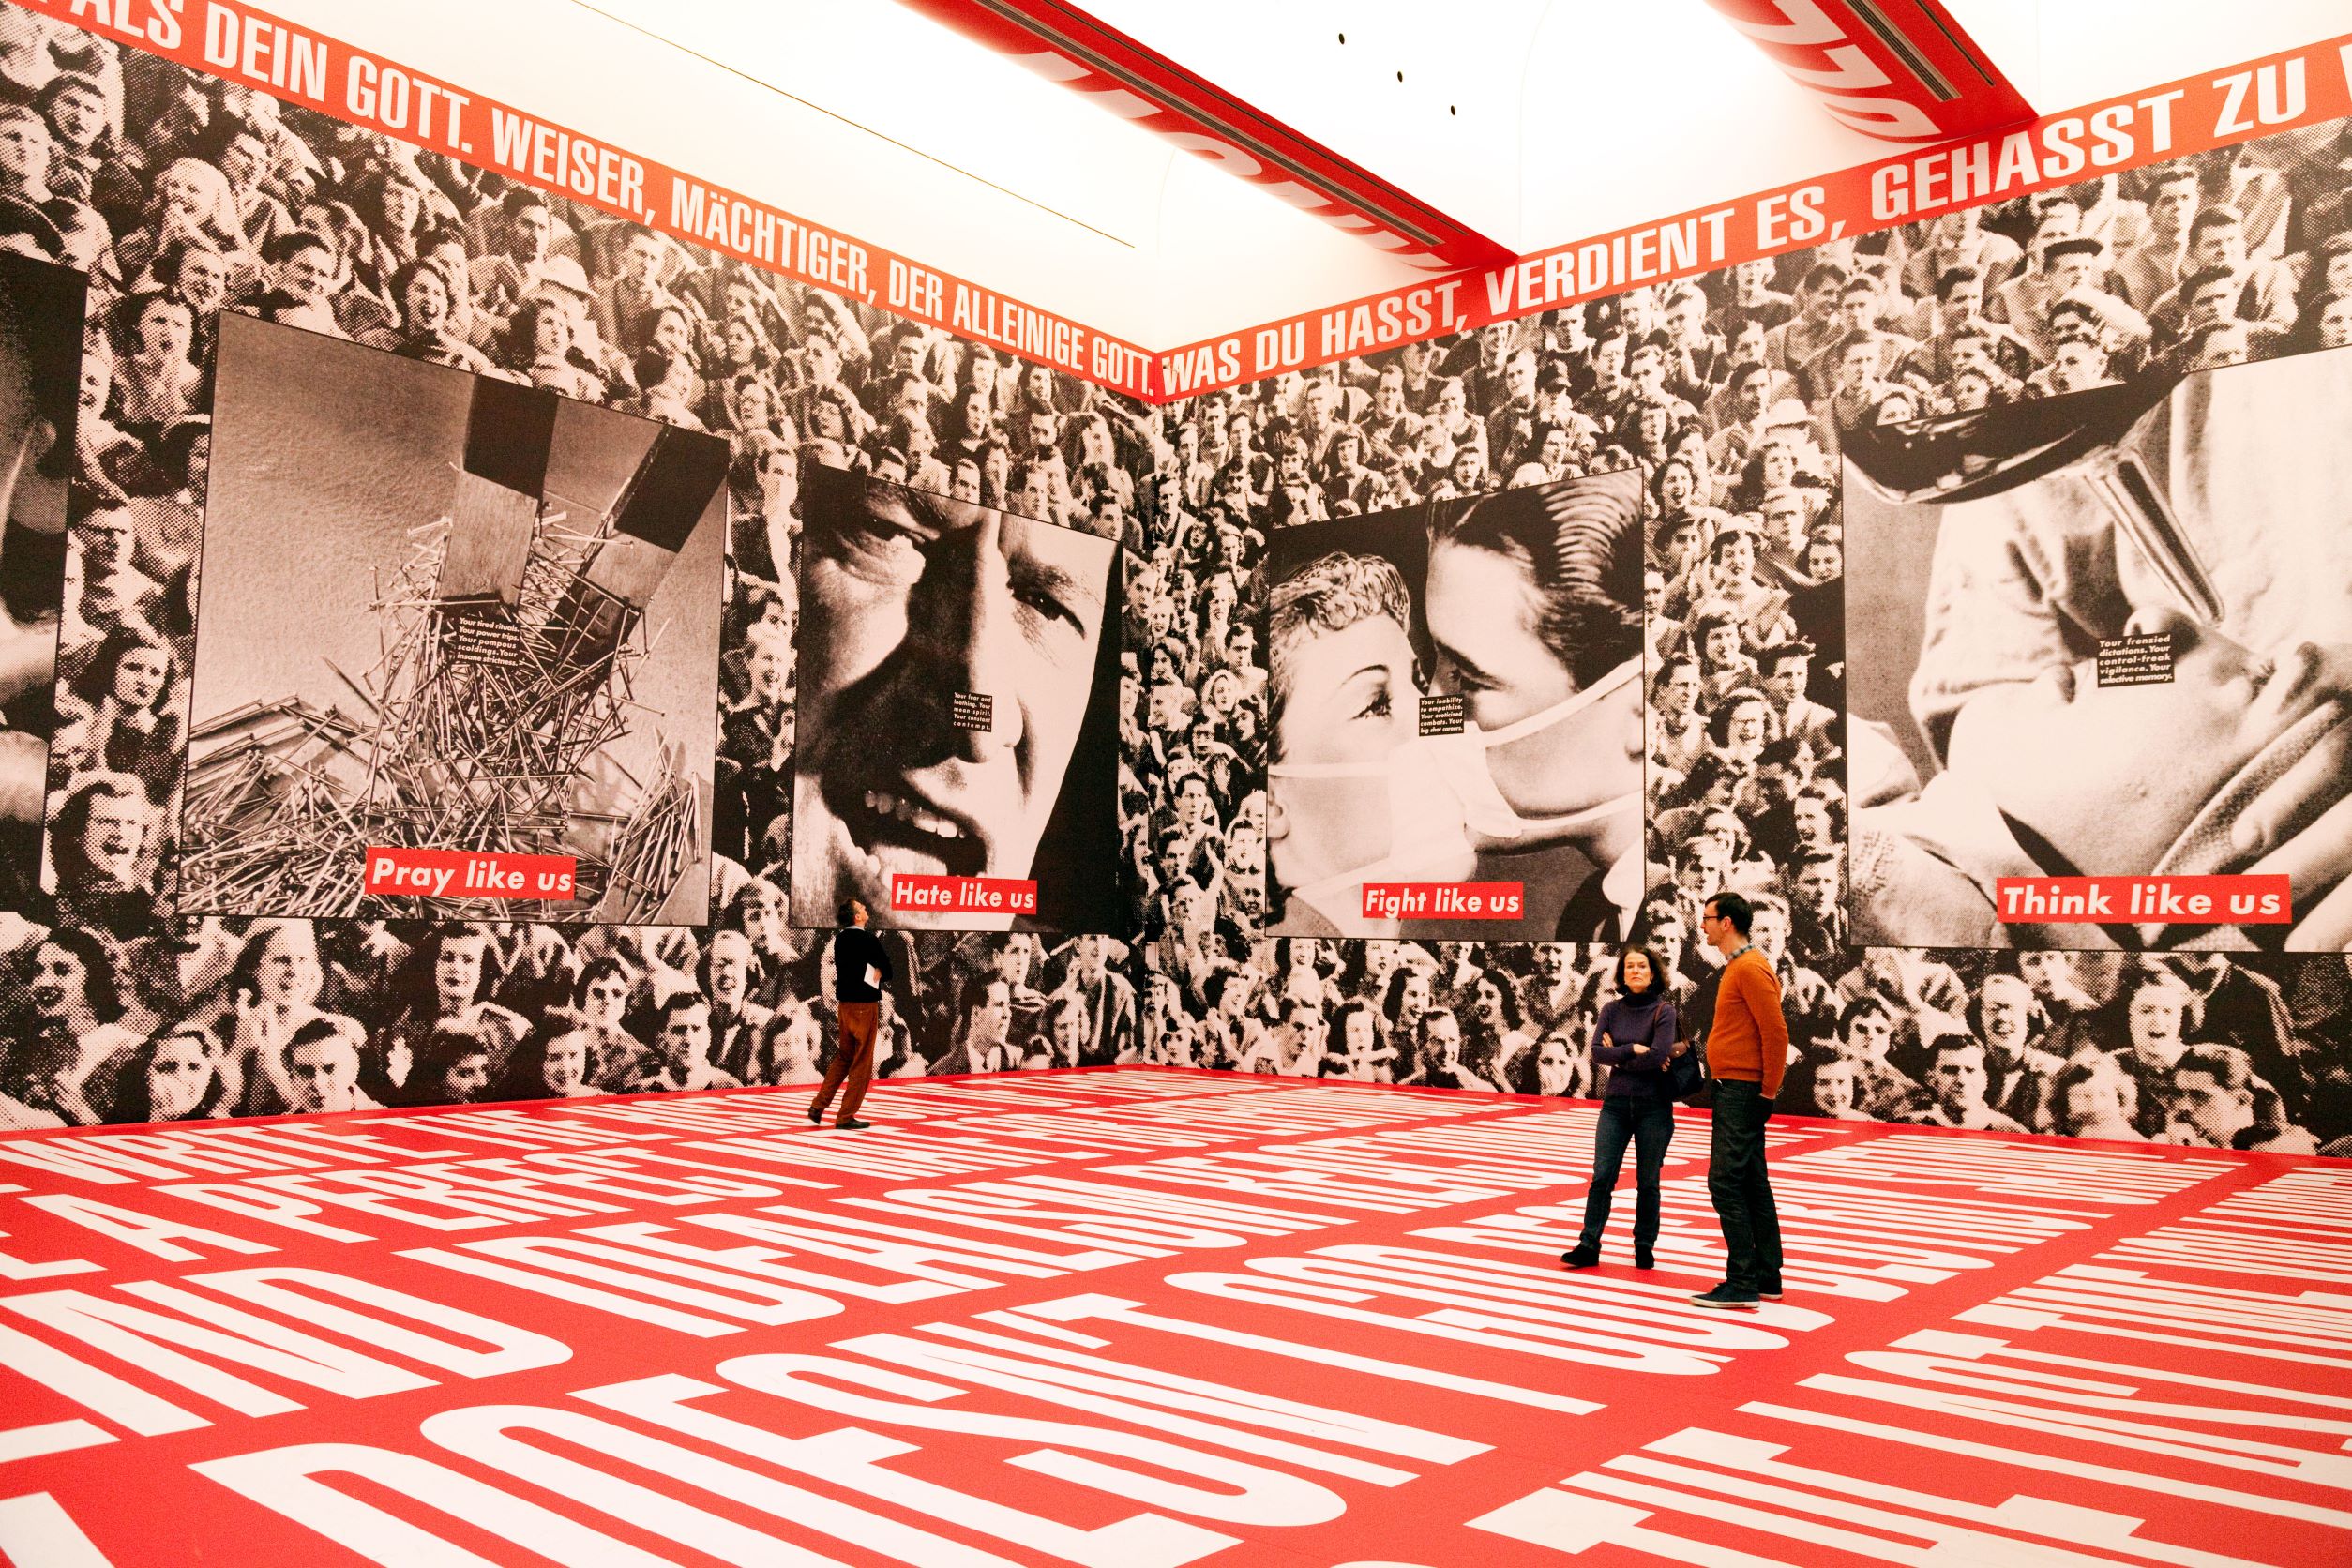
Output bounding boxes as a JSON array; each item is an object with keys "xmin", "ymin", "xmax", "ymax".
[
  {"xmin": 1995, "ymin": 875, "xmax": 2289, "ymax": 924},
  {"xmin": 1363, "ymin": 882, "xmax": 1526, "ymax": 921},
  {"xmin": 892, "ymin": 874, "xmax": 1038, "ymax": 916},
  {"xmin": 364, "ymin": 847, "xmax": 577, "ymax": 900}
]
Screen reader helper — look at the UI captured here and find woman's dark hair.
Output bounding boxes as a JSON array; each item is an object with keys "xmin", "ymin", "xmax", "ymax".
[
  {"xmin": 68, "ymin": 620, "xmax": 179, "ymax": 714},
  {"xmin": 1613, "ymin": 944, "xmax": 1667, "ymax": 1000},
  {"xmin": 400, "ymin": 921, "xmax": 501, "ymax": 1016},
  {"xmin": 493, "ymin": 1014, "xmax": 584, "ymax": 1100},
  {"xmin": 32, "ymin": 924, "xmax": 128, "ymax": 1023},
  {"xmin": 1380, "ymin": 964, "xmax": 1428, "ymax": 1027},
  {"xmin": 1663, "ymin": 747, "xmax": 1749, "ymax": 810},
  {"xmin": 412, "ymin": 1019, "xmax": 492, "ymax": 1104},
  {"xmin": 387, "ymin": 257, "xmax": 450, "ymax": 328},
  {"xmin": 1331, "ymin": 996, "xmax": 1386, "ymax": 1053},
  {"xmin": 501, "ymin": 295, "xmax": 565, "ymax": 369},
  {"xmin": 110, "ymin": 1026, "xmax": 225, "ymax": 1123},
  {"xmin": 571, "ymin": 955, "xmax": 633, "ymax": 1009}
]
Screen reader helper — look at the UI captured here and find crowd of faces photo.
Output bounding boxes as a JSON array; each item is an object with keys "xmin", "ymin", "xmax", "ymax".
[{"xmin": 0, "ymin": 0, "xmax": 2347, "ymax": 1154}]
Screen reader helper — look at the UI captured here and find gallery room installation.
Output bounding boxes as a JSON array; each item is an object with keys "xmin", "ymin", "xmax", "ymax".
[{"xmin": 0, "ymin": 0, "xmax": 2346, "ymax": 1560}]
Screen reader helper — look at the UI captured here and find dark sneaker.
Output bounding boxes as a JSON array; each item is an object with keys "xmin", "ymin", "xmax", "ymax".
[
  {"xmin": 836, "ymin": 1117, "xmax": 873, "ymax": 1131},
  {"xmin": 1690, "ymin": 1283, "xmax": 1760, "ymax": 1311},
  {"xmin": 1758, "ymin": 1277, "xmax": 1784, "ymax": 1301},
  {"xmin": 1634, "ymin": 1249, "xmax": 1655, "ymax": 1270},
  {"xmin": 1560, "ymin": 1247, "xmax": 1602, "ymax": 1269}
]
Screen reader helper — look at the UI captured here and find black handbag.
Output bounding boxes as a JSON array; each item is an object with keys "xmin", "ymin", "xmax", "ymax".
[{"xmin": 1666, "ymin": 1039, "xmax": 1707, "ymax": 1103}]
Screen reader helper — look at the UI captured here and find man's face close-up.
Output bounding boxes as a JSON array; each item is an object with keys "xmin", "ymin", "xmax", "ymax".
[
  {"xmin": 291, "ymin": 1042, "xmax": 358, "ymax": 1113},
  {"xmin": 792, "ymin": 475, "xmax": 1113, "ymax": 929},
  {"xmin": 82, "ymin": 794, "xmax": 146, "ymax": 884}
]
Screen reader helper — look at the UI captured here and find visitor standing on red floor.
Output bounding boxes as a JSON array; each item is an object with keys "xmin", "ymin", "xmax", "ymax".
[
  {"xmin": 809, "ymin": 897, "xmax": 889, "ymax": 1130},
  {"xmin": 1693, "ymin": 891, "xmax": 1790, "ymax": 1309}
]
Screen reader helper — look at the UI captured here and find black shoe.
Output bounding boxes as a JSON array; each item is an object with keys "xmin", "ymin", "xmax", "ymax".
[
  {"xmin": 805, "ymin": 1103, "xmax": 824, "ymax": 1124},
  {"xmin": 1758, "ymin": 1276, "xmax": 1783, "ymax": 1301},
  {"xmin": 1690, "ymin": 1283, "xmax": 1760, "ymax": 1311},
  {"xmin": 1635, "ymin": 1249, "xmax": 1655, "ymax": 1270},
  {"xmin": 1560, "ymin": 1247, "xmax": 1601, "ymax": 1269},
  {"xmin": 836, "ymin": 1117, "xmax": 873, "ymax": 1131}
]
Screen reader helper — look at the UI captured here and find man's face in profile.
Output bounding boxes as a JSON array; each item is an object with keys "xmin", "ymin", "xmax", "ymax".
[{"xmin": 792, "ymin": 475, "xmax": 1114, "ymax": 929}]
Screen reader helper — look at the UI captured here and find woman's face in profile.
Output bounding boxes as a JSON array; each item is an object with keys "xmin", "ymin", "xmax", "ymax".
[{"xmin": 1276, "ymin": 612, "xmax": 1417, "ymax": 769}]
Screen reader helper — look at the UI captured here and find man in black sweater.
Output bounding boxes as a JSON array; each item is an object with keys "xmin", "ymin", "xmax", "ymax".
[{"xmin": 808, "ymin": 898, "xmax": 890, "ymax": 1130}]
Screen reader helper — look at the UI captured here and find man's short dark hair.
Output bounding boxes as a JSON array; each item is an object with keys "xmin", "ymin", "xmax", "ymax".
[
  {"xmin": 264, "ymin": 229, "xmax": 334, "ymax": 265},
  {"xmin": 658, "ymin": 992, "xmax": 710, "ymax": 1028},
  {"xmin": 2176, "ymin": 1043, "xmax": 2256, "ymax": 1094},
  {"xmin": 1706, "ymin": 891, "xmax": 1755, "ymax": 936},
  {"xmin": 2189, "ymin": 205, "xmax": 2244, "ymax": 241},
  {"xmin": 2181, "ymin": 264, "xmax": 2238, "ymax": 296},
  {"xmin": 1929, "ymin": 1033, "xmax": 1984, "ymax": 1065},
  {"xmin": 837, "ymin": 899, "xmax": 858, "ymax": 924}
]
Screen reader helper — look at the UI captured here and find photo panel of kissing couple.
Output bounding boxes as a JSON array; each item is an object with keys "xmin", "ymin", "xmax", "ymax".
[{"xmin": 1264, "ymin": 469, "xmax": 1649, "ymax": 944}]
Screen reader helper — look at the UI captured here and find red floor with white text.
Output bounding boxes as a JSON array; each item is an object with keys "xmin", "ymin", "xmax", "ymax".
[{"xmin": 0, "ymin": 1067, "xmax": 2344, "ymax": 1566}]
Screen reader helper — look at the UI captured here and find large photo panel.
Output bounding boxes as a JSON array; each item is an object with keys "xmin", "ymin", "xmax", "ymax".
[
  {"xmin": 1265, "ymin": 468, "xmax": 1648, "ymax": 942},
  {"xmin": 789, "ymin": 464, "xmax": 1123, "ymax": 934},
  {"xmin": 1843, "ymin": 345, "xmax": 2352, "ymax": 950},
  {"xmin": 183, "ymin": 314, "xmax": 728, "ymax": 924}
]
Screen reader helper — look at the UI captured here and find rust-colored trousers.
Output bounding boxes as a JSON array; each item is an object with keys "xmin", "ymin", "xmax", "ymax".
[{"xmin": 810, "ymin": 1002, "xmax": 879, "ymax": 1125}]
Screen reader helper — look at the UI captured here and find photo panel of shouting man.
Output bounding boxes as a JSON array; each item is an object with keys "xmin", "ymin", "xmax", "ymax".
[
  {"xmin": 789, "ymin": 465, "xmax": 1123, "ymax": 934},
  {"xmin": 1841, "ymin": 345, "xmax": 2352, "ymax": 951},
  {"xmin": 1265, "ymin": 468, "xmax": 1648, "ymax": 942},
  {"xmin": 181, "ymin": 314, "xmax": 728, "ymax": 924}
]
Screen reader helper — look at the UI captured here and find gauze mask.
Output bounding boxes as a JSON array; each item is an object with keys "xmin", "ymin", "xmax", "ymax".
[
  {"xmin": 1270, "ymin": 656, "xmax": 1643, "ymax": 917},
  {"xmin": 1436, "ymin": 654, "xmax": 1645, "ymax": 849}
]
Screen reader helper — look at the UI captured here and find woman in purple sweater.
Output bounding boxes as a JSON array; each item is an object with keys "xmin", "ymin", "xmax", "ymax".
[{"xmin": 1562, "ymin": 946, "xmax": 1683, "ymax": 1271}]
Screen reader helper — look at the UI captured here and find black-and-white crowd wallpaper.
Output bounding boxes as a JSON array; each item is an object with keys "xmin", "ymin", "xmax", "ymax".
[{"xmin": 0, "ymin": 0, "xmax": 2347, "ymax": 1156}]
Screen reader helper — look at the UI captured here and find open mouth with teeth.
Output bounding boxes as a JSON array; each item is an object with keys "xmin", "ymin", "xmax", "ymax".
[{"xmin": 825, "ymin": 774, "xmax": 989, "ymax": 882}]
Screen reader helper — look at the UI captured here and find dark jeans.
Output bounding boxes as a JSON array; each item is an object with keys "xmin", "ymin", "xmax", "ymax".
[
  {"xmin": 1707, "ymin": 1078, "xmax": 1782, "ymax": 1290},
  {"xmin": 1578, "ymin": 1096, "xmax": 1675, "ymax": 1251}
]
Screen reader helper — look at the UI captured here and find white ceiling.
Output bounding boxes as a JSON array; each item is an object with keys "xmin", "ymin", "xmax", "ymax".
[{"xmin": 263, "ymin": 0, "xmax": 2351, "ymax": 353}]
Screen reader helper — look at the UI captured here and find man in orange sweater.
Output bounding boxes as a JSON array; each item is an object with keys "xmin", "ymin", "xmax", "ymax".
[{"xmin": 1694, "ymin": 891, "xmax": 1791, "ymax": 1309}]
